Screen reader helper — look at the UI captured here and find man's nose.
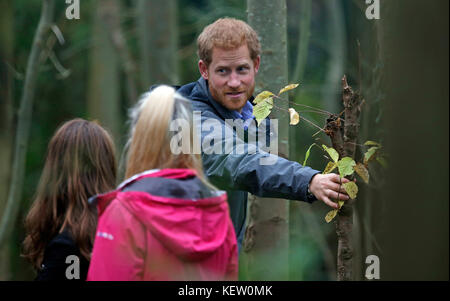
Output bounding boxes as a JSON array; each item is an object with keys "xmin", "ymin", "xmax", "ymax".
[{"xmin": 227, "ymin": 73, "xmax": 241, "ymax": 88}]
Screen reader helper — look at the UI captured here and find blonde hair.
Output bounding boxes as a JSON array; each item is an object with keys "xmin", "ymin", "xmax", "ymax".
[
  {"xmin": 197, "ymin": 18, "xmax": 261, "ymax": 65},
  {"xmin": 125, "ymin": 85, "xmax": 204, "ymax": 180}
]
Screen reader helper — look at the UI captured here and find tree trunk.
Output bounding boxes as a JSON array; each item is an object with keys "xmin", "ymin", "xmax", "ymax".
[
  {"xmin": 325, "ymin": 76, "xmax": 362, "ymax": 280},
  {"xmin": 244, "ymin": 0, "xmax": 290, "ymax": 280},
  {"xmin": 291, "ymin": 0, "xmax": 311, "ymax": 84},
  {"xmin": 87, "ymin": 1, "xmax": 121, "ymax": 143},
  {"xmin": 381, "ymin": 0, "xmax": 448, "ymax": 280},
  {"xmin": 0, "ymin": 0, "xmax": 55, "ymax": 249},
  {"xmin": 0, "ymin": 0, "xmax": 14, "ymax": 280},
  {"xmin": 138, "ymin": 0, "xmax": 179, "ymax": 87},
  {"xmin": 99, "ymin": 0, "xmax": 138, "ymax": 106},
  {"xmin": 322, "ymin": 0, "xmax": 346, "ymax": 114}
]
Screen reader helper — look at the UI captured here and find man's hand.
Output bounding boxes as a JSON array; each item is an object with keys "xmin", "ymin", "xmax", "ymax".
[{"xmin": 309, "ymin": 173, "xmax": 350, "ymax": 209}]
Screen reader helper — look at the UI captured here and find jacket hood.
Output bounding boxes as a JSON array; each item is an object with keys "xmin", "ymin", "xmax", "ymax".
[{"xmin": 95, "ymin": 169, "xmax": 230, "ymax": 261}]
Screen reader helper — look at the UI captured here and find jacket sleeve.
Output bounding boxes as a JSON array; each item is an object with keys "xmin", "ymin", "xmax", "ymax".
[
  {"xmin": 199, "ymin": 110, "xmax": 320, "ymax": 203},
  {"xmin": 87, "ymin": 198, "xmax": 146, "ymax": 281}
]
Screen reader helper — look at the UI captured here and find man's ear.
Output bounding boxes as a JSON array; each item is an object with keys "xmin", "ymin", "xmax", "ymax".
[
  {"xmin": 253, "ymin": 55, "xmax": 261, "ymax": 74},
  {"xmin": 198, "ymin": 60, "xmax": 209, "ymax": 80}
]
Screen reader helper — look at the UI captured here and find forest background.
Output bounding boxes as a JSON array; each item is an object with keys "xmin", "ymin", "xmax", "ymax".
[{"xmin": 0, "ymin": 0, "xmax": 448, "ymax": 281}]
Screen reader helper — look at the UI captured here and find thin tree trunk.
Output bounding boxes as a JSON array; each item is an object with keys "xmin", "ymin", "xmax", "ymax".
[
  {"xmin": 322, "ymin": 0, "xmax": 346, "ymax": 114},
  {"xmin": 138, "ymin": 0, "xmax": 179, "ymax": 87},
  {"xmin": 0, "ymin": 0, "xmax": 55, "ymax": 248},
  {"xmin": 87, "ymin": 1, "xmax": 121, "ymax": 143},
  {"xmin": 0, "ymin": 0, "xmax": 14, "ymax": 280},
  {"xmin": 99, "ymin": 0, "xmax": 138, "ymax": 106},
  {"xmin": 291, "ymin": 0, "xmax": 311, "ymax": 84},
  {"xmin": 325, "ymin": 75, "xmax": 362, "ymax": 281},
  {"xmin": 244, "ymin": 0, "xmax": 290, "ymax": 280}
]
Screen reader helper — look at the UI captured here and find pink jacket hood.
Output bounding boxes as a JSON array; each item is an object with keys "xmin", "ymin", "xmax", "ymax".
[{"xmin": 93, "ymin": 169, "xmax": 231, "ymax": 261}]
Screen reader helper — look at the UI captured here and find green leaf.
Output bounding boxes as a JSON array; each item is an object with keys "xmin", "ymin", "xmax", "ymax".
[
  {"xmin": 253, "ymin": 91, "xmax": 274, "ymax": 104},
  {"xmin": 353, "ymin": 163, "xmax": 369, "ymax": 184},
  {"xmin": 322, "ymin": 145, "xmax": 339, "ymax": 163},
  {"xmin": 337, "ymin": 157, "xmax": 356, "ymax": 178},
  {"xmin": 302, "ymin": 144, "xmax": 315, "ymax": 166},
  {"xmin": 253, "ymin": 97, "xmax": 273, "ymax": 126},
  {"xmin": 323, "ymin": 162, "xmax": 337, "ymax": 174},
  {"xmin": 376, "ymin": 156, "xmax": 388, "ymax": 168},
  {"xmin": 278, "ymin": 83, "xmax": 299, "ymax": 95},
  {"xmin": 364, "ymin": 146, "xmax": 380, "ymax": 165},
  {"xmin": 364, "ymin": 140, "xmax": 381, "ymax": 147},
  {"xmin": 338, "ymin": 200, "xmax": 345, "ymax": 209},
  {"xmin": 343, "ymin": 181, "xmax": 358, "ymax": 199},
  {"xmin": 325, "ymin": 209, "xmax": 338, "ymax": 223},
  {"xmin": 288, "ymin": 108, "xmax": 300, "ymax": 125}
]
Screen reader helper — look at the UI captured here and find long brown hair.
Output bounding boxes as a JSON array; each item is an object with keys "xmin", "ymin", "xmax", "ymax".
[{"xmin": 22, "ymin": 119, "xmax": 117, "ymax": 269}]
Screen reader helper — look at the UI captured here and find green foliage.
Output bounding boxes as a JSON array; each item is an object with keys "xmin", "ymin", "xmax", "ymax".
[
  {"xmin": 337, "ymin": 157, "xmax": 356, "ymax": 178},
  {"xmin": 322, "ymin": 144, "xmax": 339, "ymax": 163},
  {"xmin": 253, "ymin": 96, "xmax": 273, "ymax": 126}
]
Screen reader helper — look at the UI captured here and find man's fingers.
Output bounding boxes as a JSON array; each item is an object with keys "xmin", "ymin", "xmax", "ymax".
[
  {"xmin": 329, "ymin": 183, "xmax": 347, "ymax": 194},
  {"xmin": 330, "ymin": 190, "xmax": 349, "ymax": 201},
  {"xmin": 322, "ymin": 196, "xmax": 338, "ymax": 209}
]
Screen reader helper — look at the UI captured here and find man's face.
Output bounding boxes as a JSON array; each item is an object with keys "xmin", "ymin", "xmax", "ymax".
[{"xmin": 199, "ymin": 45, "xmax": 260, "ymax": 113}]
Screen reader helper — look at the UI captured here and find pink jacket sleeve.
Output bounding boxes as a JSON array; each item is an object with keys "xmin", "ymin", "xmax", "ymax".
[{"xmin": 87, "ymin": 198, "xmax": 146, "ymax": 281}]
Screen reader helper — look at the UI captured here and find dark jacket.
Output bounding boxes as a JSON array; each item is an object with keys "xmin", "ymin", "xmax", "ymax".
[
  {"xmin": 35, "ymin": 229, "xmax": 89, "ymax": 281},
  {"xmin": 177, "ymin": 77, "xmax": 321, "ymax": 247}
]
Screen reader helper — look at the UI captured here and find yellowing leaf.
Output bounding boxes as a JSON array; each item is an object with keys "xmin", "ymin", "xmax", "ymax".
[
  {"xmin": 322, "ymin": 145, "xmax": 339, "ymax": 163},
  {"xmin": 303, "ymin": 143, "xmax": 315, "ymax": 167},
  {"xmin": 364, "ymin": 146, "xmax": 379, "ymax": 165},
  {"xmin": 253, "ymin": 91, "xmax": 274, "ymax": 104},
  {"xmin": 323, "ymin": 162, "xmax": 337, "ymax": 174},
  {"xmin": 337, "ymin": 157, "xmax": 356, "ymax": 178},
  {"xmin": 353, "ymin": 163, "xmax": 369, "ymax": 184},
  {"xmin": 288, "ymin": 108, "xmax": 300, "ymax": 125},
  {"xmin": 364, "ymin": 140, "xmax": 381, "ymax": 147},
  {"xmin": 278, "ymin": 83, "xmax": 299, "ymax": 95},
  {"xmin": 343, "ymin": 181, "xmax": 358, "ymax": 199},
  {"xmin": 253, "ymin": 97, "xmax": 273, "ymax": 126},
  {"xmin": 338, "ymin": 200, "xmax": 345, "ymax": 209},
  {"xmin": 325, "ymin": 209, "xmax": 338, "ymax": 223}
]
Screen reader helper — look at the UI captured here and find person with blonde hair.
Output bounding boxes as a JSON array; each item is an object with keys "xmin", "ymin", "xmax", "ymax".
[
  {"xmin": 87, "ymin": 85, "xmax": 238, "ymax": 281},
  {"xmin": 22, "ymin": 119, "xmax": 117, "ymax": 281}
]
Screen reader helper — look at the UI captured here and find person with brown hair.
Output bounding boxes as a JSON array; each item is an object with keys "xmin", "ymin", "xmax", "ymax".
[
  {"xmin": 177, "ymin": 18, "xmax": 351, "ymax": 251},
  {"xmin": 87, "ymin": 85, "xmax": 237, "ymax": 281},
  {"xmin": 22, "ymin": 118, "xmax": 117, "ymax": 281}
]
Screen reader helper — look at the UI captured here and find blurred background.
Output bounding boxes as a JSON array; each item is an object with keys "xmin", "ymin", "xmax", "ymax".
[{"xmin": 0, "ymin": 0, "xmax": 448, "ymax": 280}]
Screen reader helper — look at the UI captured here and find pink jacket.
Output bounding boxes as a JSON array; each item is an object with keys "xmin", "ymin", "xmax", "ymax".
[{"xmin": 87, "ymin": 169, "xmax": 238, "ymax": 281}]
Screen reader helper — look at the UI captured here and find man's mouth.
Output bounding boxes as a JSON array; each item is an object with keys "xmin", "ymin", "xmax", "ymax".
[{"xmin": 226, "ymin": 91, "xmax": 244, "ymax": 98}]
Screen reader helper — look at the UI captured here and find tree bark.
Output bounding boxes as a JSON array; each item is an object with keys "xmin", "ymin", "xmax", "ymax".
[
  {"xmin": 99, "ymin": 0, "xmax": 138, "ymax": 106},
  {"xmin": 291, "ymin": 0, "xmax": 311, "ymax": 84},
  {"xmin": 0, "ymin": 0, "xmax": 55, "ymax": 248},
  {"xmin": 87, "ymin": 1, "xmax": 121, "ymax": 143},
  {"xmin": 244, "ymin": 0, "xmax": 290, "ymax": 280},
  {"xmin": 381, "ymin": 0, "xmax": 448, "ymax": 280},
  {"xmin": 322, "ymin": 0, "xmax": 346, "ymax": 114},
  {"xmin": 0, "ymin": 0, "xmax": 14, "ymax": 280},
  {"xmin": 325, "ymin": 75, "xmax": 362, "ymax": 281},
  {"xmin": 138, "ymin": 0, "xmax": 179, "ymax": 87}
]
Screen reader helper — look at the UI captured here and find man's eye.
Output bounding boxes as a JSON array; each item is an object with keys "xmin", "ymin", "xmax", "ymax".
[
  {"xmin": 217, "ymin": 69, "xmax": 227, "ymax": 74},
  {"xmin": 238, "ymin": 67, "xmax": 249, "ymax": 73}
]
